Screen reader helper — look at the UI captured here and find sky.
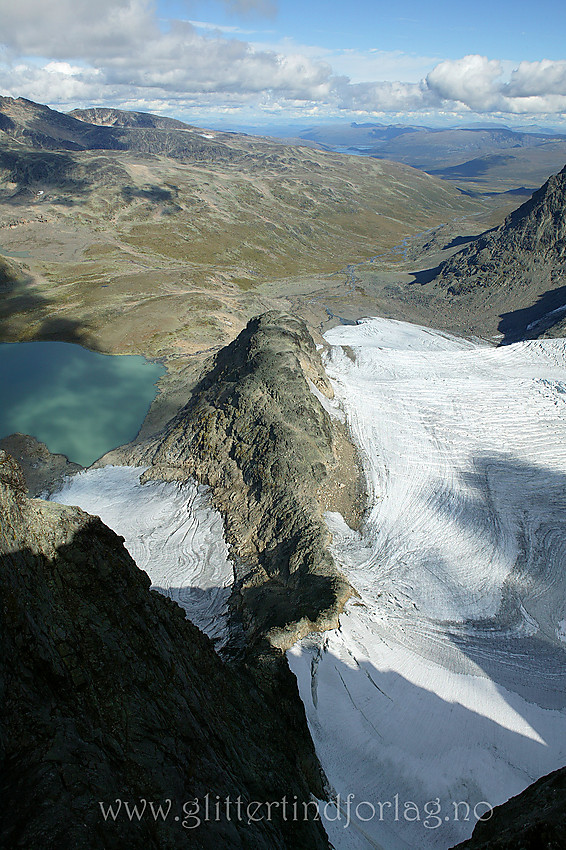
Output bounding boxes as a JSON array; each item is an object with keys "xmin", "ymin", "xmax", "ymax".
[{"xmin": 1, "ymin": 0, "xmax": 566, "ymax": 128}]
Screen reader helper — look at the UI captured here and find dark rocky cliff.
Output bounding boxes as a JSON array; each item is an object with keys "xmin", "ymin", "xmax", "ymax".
[
  {"xmin": 0, "ymin": 450, "xmax": 330, "ymax": 850},
  {"xmin": 452, "ymin": 766, "xmax": 566, "ymax": 849},
  {"xmin": 431, "ymin": 163, "xmax": 566, "ymax": 341}
]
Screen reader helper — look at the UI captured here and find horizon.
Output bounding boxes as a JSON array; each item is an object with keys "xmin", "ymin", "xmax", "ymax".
[{"xmin": 4, "ymin": 93, "xmax": 566, "ymax": 137}]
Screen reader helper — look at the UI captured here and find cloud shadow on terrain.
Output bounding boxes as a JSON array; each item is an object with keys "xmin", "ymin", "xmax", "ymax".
[
  {"xmin": 0, "ymin": 149, "xmax": 92, "ymax": 203},
  {"xmin": 121, "ymin": 184, "xmax": 178, "ymax": 203}
]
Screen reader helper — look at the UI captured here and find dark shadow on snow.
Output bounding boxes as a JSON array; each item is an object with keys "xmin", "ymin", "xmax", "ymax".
[{"xmin": 498, "ymin": 284, "xmax": 566, "ymax": 344}]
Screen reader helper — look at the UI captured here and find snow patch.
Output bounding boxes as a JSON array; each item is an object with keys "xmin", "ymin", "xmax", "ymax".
[{"xmin": 50, "ymin": 466, "xmax": 234, "ymax": 647}]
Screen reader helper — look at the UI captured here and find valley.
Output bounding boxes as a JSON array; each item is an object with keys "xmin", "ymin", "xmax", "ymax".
[
  {"xmin": 2, "ymin": 96, "xmax": 566, "ymax": 850},
  {"xmin": 0, "ymin": 99, "xmax": 519, "ymax": 365}
]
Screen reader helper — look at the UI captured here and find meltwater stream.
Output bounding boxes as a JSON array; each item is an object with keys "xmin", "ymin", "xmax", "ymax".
[{"xmin": 289, "ymin": 317, "xmax": 566, "ymax": 850}]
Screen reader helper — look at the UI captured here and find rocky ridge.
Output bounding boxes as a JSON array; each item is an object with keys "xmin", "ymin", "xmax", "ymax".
[
  {"xmin": 0, "ymin": 449, "xmax": 330, "ymax": 849},
  {"xmin": 109, "ymin": 311, "xmax": 365, "ymax": 651}
]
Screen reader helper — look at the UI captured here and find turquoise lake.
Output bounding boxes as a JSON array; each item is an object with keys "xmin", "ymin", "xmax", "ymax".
[{"xmin": 0, "ymin": 341, "xmax": 165, "ymax": 466}]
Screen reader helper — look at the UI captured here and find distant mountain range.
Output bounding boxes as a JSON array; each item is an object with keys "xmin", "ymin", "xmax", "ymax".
[{"xmin": 297, "ymin": 121, "xmax": 566, "ymax": 192}]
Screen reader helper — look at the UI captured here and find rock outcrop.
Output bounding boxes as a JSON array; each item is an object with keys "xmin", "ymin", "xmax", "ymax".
[
  {"xmin": 452, "ymin": 766, "xmax": 566, "ymax": 849},
  {"xmin": 431, "ymin": 163, "xmax": 566, "ymax": 342},
  {"xmin": 121, "ymin": 311, "xmax": 364, "ymax": 651},
  {"xmin": 0, "ymin": 432, "xmax": 82, "ymax": 497},
  {"xmin": 0, "ymin": 450, "xmax": 330, "ymax": 850}
]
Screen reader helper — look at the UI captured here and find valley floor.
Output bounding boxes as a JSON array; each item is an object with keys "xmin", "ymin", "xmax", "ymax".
[{"xmin": 289, "ymin": 318, "xmax": 566, "ymax": 849}]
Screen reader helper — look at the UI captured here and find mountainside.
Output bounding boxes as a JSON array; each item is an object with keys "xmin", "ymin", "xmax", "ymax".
[
  {"xmin": 0, "ymin": 95, "xmax": 246, "ymax": 161},
  {"xmin": 0, "ymin": 449, "xmax": 329, "ymax": 849},
  {"xmin": 430, "ymin": 163, "xmax": 566, "ymax": 341},
  {"xmin": 69, "ymin": 107, "xmax": 194, "ymax": 130},
  {"xmin": 0, "ymin": 96, "xmax": 487, "ymax": 370},
  {"xmin": 4, "ymin": 96, "xmax": 566, "ymax": 850},
  {"xmin": 0, "ymin": 96, "xmax": 123, "ymax": 151}
]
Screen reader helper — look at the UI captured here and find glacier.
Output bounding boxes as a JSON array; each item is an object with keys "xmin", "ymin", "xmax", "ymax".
[
  {"xmin": 50, "ymin": 466, "xmax": 234, "ymax": 647},
  {"xmin": 289, "ymin": 317, "xmax": 566, "ymax": 849}
]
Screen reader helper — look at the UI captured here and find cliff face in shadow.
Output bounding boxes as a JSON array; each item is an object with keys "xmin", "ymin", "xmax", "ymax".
[
  {"xmin": 0, "ymin": 450, "xmax": 329, "ymax": 850},
  {"xmin": 117, "ymin": 311, "xmax": 365, "ymax": 651},
  {"xmin": 452, "ymin": 765, "xmax": 566, "ymax": 849}
]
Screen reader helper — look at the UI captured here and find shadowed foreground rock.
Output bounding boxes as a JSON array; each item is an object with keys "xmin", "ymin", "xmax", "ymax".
[
  {"xmin": 452, "ymin": 766, "xmax": 566, "ymax": 849},
  {"xmin": 0, "ymin": 450, "xmax": 330, "ymax": 850}
]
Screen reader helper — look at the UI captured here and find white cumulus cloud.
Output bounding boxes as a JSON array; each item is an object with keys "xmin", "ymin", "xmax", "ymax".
[
  {"xmin": 0, "ymin": 0, "xmax": 565, "ymax": 121},
  {"xmin": 426, "ymin": 55, "xmax": 505, "ymax": 111}
]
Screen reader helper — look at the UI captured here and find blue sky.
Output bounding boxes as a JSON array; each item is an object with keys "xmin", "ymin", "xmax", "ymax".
[
  {"xmin": 0, "ymin": 0, "xmax": 565, "ymax": 126},
  {"xmin": 183, "ymin": 0, "xmax": 564, "ymax": 64}
]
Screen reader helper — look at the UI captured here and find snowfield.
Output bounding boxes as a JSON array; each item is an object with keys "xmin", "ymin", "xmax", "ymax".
[
  {"xmin": 50, "ymin": 466, "xmax": 234, "ymax": 647},
  {"xmin": 290, "ymin": 318, "xmax": 566, "ymax": 850}
]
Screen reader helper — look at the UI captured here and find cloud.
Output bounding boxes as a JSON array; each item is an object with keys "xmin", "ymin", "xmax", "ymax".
[
  {"xmin": 187, "ymin": 19, "xmax": 271, "ymax": 35},
  {"xmin": 328, "ymin": 49, "xmax": 440, "ymax": 86},
  {"xmin": 0, "ymin": 0, "xmax": 330, "ymax": 100},
  {"xmin": 425, "ymin": 55, "xmax": 566, "ymax": 115},
  {"xmin": 0, "ymin": 0, "xmax": 155, "ymax": 59},
  {"xmin": 426, "ymin": 55, "xmax": 505, "ymax": 111},
  {"xmin": 506, "ymin": 59, "xmax": 566, "ymax": 97},
  {"xmin": 0, "ymin": 1, "xmax": 565, "ymax": 121},
  {"xmin": 335, "ymin": 79, "xmax": 437, "ymax": 112}
]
